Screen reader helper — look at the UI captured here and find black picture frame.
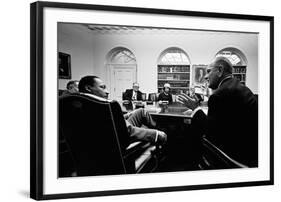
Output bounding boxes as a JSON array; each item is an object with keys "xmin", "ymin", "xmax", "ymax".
[
  {"xmin": 30, "ymin": 1, "xmax": 274, "ymax": 200},
  {"xmin": 58, "ymin": 52, "xmax": 71, "ymax": 79}
]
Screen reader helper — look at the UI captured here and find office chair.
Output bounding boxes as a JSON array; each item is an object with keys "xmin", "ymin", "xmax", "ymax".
[
  {"xmin": 148, "ymin": 93, "xmax": 158, "ymax": 102},
  {"xmin": 141, "ymin": 93, "xmax": 147, "ymax": 101},
  {"xmin": 122, "ymin": 92, "xmax": 126, "ymax": 100},
  {"xmin": 59, "ymin": 93, "xmax": 159, "ymax": 177},
  {"xmin": 198, "ymin": 136, "xmax": 248, "ymax": 169}
]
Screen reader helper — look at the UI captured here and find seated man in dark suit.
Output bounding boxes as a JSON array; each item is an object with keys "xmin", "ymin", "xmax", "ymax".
[
  {"xmin": 178, "ymin": 57, "xmax": 258, "ymax": 167},
  {"xmin": 78, "ymin": 76, "xmax": 167, "ymax": 144},
  {"xmin": 60, "ymin": 80, "xmax": 79, "ymax": 96},
  {"xmin": 124, "ymin": 82, "xmax": 143, "ymax": 101}
]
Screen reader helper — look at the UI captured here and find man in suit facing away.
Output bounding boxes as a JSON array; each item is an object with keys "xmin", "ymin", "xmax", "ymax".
[
  {"xmin": 178, "ymin": 57, "xmax": 258, "ymax": 167},
  {"xmin": 124, "ymin": 82, "xmax": 143, "ymax": 101}
]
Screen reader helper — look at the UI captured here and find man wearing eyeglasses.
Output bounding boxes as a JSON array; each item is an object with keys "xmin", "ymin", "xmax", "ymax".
[
  {"xmin": 178, "ymin": 57, "xmax": 258, "ymax": 167},
  {"xmin": 124, "ymin": 82, "xmax": 143, "ymax": 101}
]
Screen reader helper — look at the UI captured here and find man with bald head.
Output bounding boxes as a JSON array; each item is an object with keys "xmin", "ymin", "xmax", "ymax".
[{"xmin": 178, "ymin": 57, "xmax": 258, "ymax": 167}]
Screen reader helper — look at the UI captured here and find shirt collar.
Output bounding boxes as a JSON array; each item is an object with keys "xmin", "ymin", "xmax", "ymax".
[
  {"xmin": 80, "ymin": 92, "xmax": 111, "ymax": 102},
  {"xmin": 218, "ymin": 75, "xmax": 233, "ymax": 88}
]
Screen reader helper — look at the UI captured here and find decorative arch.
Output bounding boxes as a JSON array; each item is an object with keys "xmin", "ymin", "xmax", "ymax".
[
  {"xmin": 157, "ymin": 47, "xmax": 191, "ymax": 94},
  {"xmin": 215, "ymin": 47, "xmax": 247, "ymax": 66},
  {"xmin": 158, "ymin": 47, "xmax": 191, "ymax": 65},
  {"xmin": 215, "ymin": 47, "xmax": 248, "ymax": 85},
  {"xmin": 106, "ymin": 47, "xmax": 137, "ymax": 100},
  {"xmin": 106, "ymin": 47, "xmax": 137, "ymax": 65}
]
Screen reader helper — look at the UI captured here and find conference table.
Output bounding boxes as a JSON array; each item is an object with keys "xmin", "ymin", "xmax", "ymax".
[
  {"xmin": 120, "ymin": 100, "xmax": 208, "ymax": 120},
  {"xmin": 120, "ymin": 100, "xmax": 208, "ymax": 171}
]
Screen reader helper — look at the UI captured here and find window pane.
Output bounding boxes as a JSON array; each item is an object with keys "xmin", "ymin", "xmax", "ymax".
[
  {"xmin": 159, "ymin": 49, "xmax": 190, "ymax": 65},
  {"xmin": 110, "ymin": 50, "xmax": 136, "ymax": 64},
  {"xmin": 216, "ymin": 51, "xmax": 243, "ymax": 65}
]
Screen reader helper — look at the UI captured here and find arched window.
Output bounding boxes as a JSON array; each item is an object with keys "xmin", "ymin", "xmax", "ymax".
[
  {"xmin": 106, "ymin": 47, "xmax": 137, "ymax": 100},
  {"xmin": 157, "ymin": 48, "xmax": 191, "ymax": 94},
  {"xmin": 108, "ymin": 48, "xmax": 137, "ymax": 64},
  {"xmin": 216, "ymin": 48, "xmax": 247, "ymax": 85}
]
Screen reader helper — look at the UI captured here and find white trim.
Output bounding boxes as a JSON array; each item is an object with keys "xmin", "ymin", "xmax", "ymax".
[{"xmin": 43, "ymin": 7, "xmax": 270, "ymax": 195}]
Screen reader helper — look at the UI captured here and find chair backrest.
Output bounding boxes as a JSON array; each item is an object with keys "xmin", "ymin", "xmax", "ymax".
[
  {"xmin": 122, "ymin": 92, "xmax": 126, "ymax": 100},
  {"xmin": 59, "ymin": 93, "xmax": 134, "ymax": 177},
  {"xmin": 148, "ymin": 93, "xmax": 157, "ymax": 102},
  {"xmin": 141, "ymin": 93, "xmax": 147, "ymax": 101},
  {"xmin": 58, "ymin": 89, "xmax": 65, "ymax": 96},
  {"xmin": 200, "ymin": 137, "xmax": 248, "ymax": 169}
]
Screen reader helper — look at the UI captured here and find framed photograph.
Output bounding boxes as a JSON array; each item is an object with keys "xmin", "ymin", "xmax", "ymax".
[
  {"xmin": 58, "ymin": 52, "xmax": 71, "ymax": 79},
  {"xmin": 30, "ymin": 1, "xmax": 274, "ymax": 200},
  {"xmin": 192, "ymin": 64, "xmax": 208, "ymax": 85}
]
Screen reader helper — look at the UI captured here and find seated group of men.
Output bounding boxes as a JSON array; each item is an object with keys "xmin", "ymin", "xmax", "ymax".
[
  {"xmin": 61, "ymin": 76, "xmax": 168, "ymax": 146},
  {"xmin": 123, "ymin": 82, "xmax": 173, "ymax": 103},
  {"xmin": 60, "ymin": 56, "xmax": 258, "ymax": 167}
]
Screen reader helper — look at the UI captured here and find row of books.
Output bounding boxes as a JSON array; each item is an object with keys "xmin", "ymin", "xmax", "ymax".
[
  {"xmin": 233, "ymin": 67, "xmax": 246, "ymax": 73},
  {"xmin": 158, "ymin": 74, "xmax": 189, "ymax": 80},
  {"xmin": 158, "ymin": 66, "xmax": 190, "ymax": 73}
]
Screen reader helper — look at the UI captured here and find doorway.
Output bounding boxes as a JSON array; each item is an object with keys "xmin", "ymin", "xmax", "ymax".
[
  {"xmin": 109, "ymin": 65, "xmax": 137, "ymax": 100},
  {"xmin": 106, "ymin": 47, "xmax": 137, "ymax": 100}
]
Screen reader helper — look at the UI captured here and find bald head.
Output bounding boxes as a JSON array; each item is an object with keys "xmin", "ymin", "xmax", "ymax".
[
  {"xmin": 210, "ymin": 56, "xmax": 233, "ymax": 75},
  {"xmin": 205, "ymin": 57, "xmax": 233, "ymax": 90}
]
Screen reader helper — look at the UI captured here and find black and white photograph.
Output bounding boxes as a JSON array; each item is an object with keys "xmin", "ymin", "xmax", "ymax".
[
  {"xmin": 58, "ymin": 22, "xmax": 259, "ymax": 178},
  {"xmin": 30, "ymin": 1, "xmax": 273, "ymax": 200}
]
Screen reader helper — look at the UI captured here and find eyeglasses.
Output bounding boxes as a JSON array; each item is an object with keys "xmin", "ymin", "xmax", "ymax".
[{"xmin": 207, "ymin": 65, "xmax": 221, "ymax": 73}]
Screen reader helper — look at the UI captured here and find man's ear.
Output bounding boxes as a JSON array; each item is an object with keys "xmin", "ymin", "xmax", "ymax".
[
  {"xmin": 217, "ymin": 65, "xmax": 224, "ymax": 77},
  {"xmin": 85, "ymin": 85, "xmax": 92, "ymax": 93}
]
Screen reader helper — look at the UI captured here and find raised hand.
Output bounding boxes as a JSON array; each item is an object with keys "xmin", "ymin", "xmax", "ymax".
[{"xmin": 177, "ymin": 93, "xmax": 199, "ymax": 110}]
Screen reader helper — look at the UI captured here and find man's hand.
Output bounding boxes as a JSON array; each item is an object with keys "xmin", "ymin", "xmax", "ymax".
[
  {"xmin": 177, "ymin": 93, "xmax": 200, "ymax": 111},
  {"xmin": 123, "ymin": 111, "xmax": 133, "ymax": 119},
  {"xmin": 156, "ymin": 130, "xmax": 167, "ymax": 144}
]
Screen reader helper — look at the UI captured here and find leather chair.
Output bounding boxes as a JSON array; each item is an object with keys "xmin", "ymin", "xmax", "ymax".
[
  {"xmin": 122, "ymin": 92, "xmax": 126, "ymax": 100},
  {"xmin": 59, "ymin": 93, "xmax": 159, "ymax": 177},
  {"xmin": 198, "ymin": 136, "xmax": 248, "ymax": 169},
  {"xmin": 141, "ymin": 93, "xmax": 147, "ymax": 101},
  {"xmin": 148, "ymin": 93, "xmax": 158, "ymax": 102},
  {"xmin": 58, "ymin": 89, "xmax": 65, "ymax": 96}
]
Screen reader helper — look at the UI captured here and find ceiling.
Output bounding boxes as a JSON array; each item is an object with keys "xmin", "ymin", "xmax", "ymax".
[
  {"xmin": 84, "ymin": 24, "xmax": 199, "ymax": 35},
  {"xmin": 82, "ymin": 24, "xmax": 253, "ymax": 36}
]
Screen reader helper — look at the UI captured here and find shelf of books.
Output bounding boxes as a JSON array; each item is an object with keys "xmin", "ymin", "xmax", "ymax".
[
  {"xmin": 233, "ymin": 65, "xmax": 246, "ymax": 85},
  {"xmin": 157, "ymin": 65, "xmax": 190, "ymax": 94}
]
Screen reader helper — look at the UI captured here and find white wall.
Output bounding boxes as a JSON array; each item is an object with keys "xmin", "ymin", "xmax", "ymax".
[
  {"xmin": 58, "ymin": 24, "xmax": 258, "ymax": 94},
  {"xmin": 58, "ymin": 23, "xmax": 94, "ymax": 89},
  {"xmin": 1, "ymin": 0, "xmax": 280, "ymax": 202}
]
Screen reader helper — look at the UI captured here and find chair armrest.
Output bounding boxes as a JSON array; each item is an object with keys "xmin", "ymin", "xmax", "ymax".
[
  {"xmin": 123, "ymin": 141, "xmax": 158, "ymax": 173},
  {"xmin": 124, "ymin": 141, "xmax": 153, "ymax": 158},
  {"xmin": 202, "ymin": 137, "xmax": 248, "ymax": 168}
]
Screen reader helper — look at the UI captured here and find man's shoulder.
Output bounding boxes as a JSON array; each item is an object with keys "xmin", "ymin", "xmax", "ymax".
[{"xmin": 124, "ymin": 89, "xmax": 133, "ymax": 95}]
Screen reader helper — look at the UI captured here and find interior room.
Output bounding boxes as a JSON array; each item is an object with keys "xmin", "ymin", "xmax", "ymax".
[
  {"xmin": 58, "ymin": 23, "xmax": 258, "ymax": 97},
  {"xmin": 58, "ymin": 22, "xmax": 259, "ymax": 177}
]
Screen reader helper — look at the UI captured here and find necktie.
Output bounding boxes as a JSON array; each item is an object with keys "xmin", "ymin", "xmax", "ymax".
[{"xmin": 133, "ymin": 92, "xmax": 136, "ymax": 100}]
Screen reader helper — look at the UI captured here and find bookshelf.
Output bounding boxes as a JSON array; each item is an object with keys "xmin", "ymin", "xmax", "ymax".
[
  {"xmin": 157, "ymin": 65, "xmax": 190, "ymax": 94},
  {"xmin": 232, "ymin": 65, "xmax": 246, "ymax": 85}
]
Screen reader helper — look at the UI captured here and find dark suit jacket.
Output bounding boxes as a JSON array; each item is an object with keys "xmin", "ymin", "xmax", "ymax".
[
  {"xmin": 157, "ymin": 92, "xmax": 173, "ymax": 103},
  {"xmin": 124, "ymin": 89, "xmax": 143, "ymax": 101},
  {"xmin": 192, "ymin": 77, "xmax": 258, "ymax": 167}
]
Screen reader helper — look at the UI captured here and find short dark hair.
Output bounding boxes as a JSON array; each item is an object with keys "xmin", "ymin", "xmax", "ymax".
[
  {"xmin": 214, "ymin": 57, "xmax": 233, "ymax": 75},
  {"xmin": 66, "ymin": 80, "xmax": 79, "ymax": 90},
  {"xmin": 78, "ymin": 76, "xmax": 99, "ymax": 93}
]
